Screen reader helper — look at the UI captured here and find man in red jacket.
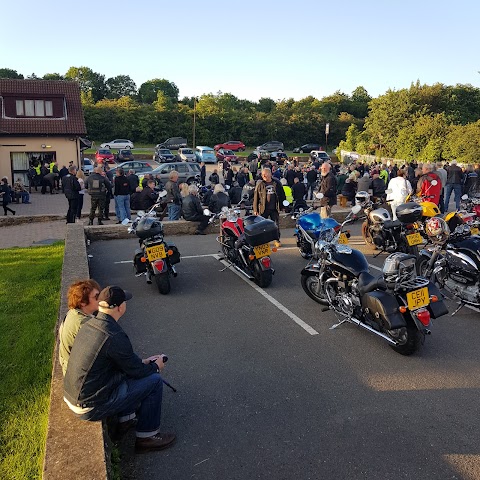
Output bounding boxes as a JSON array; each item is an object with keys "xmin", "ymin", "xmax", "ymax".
[{"xmin": 417, "ymin": 163, "xmax": 442, "ymax": 206}]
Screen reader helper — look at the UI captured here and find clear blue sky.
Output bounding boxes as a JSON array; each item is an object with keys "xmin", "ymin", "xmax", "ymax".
[{"xmin": 4, "ymin": 0, "xmax": 479, "ymax": 101}]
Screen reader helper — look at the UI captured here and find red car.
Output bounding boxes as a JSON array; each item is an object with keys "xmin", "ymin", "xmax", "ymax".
[
  {"xmin": 214, "ymin": 140, "xmax": 245, "ymax": 152},
  {"xmin": 95, "ymin": 149, "xmax": 116, "ymax": 164},
  {"xmin": 216, "ymin": 148, "xmax": 239, "ymax": 164}
]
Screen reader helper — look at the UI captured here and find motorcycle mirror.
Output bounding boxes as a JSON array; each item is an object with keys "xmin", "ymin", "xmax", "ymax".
[
  {"xmin": 224, "ymin": 184, "xmax": 230, "ymax": 190},
  {"xmin": 136, "ymin": 211, "xmax": 145, "ymax": 218},
  {"xmin": 385, "ymin": 189, "xmax": 392, "ymax": 194},
  {"xmin": 203, "ymin": 208, "xmax": 211, "ymax": 216},
  {"xmin": 352, "ymin": 205, "xmax": 362, "ymax": 214},
  {"xmin": 282, "ymin": 200, "xmax": 290, "ymax": 206},
  {"xmin": 157, "ymin": 190, "xmax": 167, "ymax": 198},
  {"xmin": 315, "ymin": 192, "xmax": 324, "ymax": 199},
  {"xmin": 461, "ymin": 194, "xmax": 468, "ymax": 200},
  {"xmin": 121, "ymin": 218, "xmax": 130, "ymax": 226},
  {"xmin": 431, "ymin": 179, "xmax": 438, "ymax": 186},
  {"xmin": 221, "ymin": 206, "xmax": 229, "ymax": 213}
]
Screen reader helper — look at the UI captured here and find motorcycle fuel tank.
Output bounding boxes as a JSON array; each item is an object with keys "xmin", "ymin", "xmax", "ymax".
[
  {"xmin": 445, "ymin": 248, "xmax": 479, "ymax": 283},
  {"xmin": 298, "ymin": 213, "xmax": 339, "ymax": 237},
  {"xmin": 369, "ymin": 208, "xmax": 391, "ymax": 224},
  {"xmin": 331, "ymin": 248, "xmax": 370, "ymax": 276}
]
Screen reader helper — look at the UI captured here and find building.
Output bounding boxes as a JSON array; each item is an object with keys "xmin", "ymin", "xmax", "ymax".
[{"xmin": 0, "ymin": 79, "xmax": 87, "ymax": 184}]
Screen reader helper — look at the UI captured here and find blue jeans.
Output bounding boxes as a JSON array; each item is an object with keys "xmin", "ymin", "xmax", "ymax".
[
  {"xmin": 18, "ymin": 191, "xmax": 30, "ymax": 203},
  {"xmin": 79, "ymin": 374, "xmax": 164, "ymax": 437},
  {"xmin": 168, "ymin": 203, "xmax": 181, "ymax": 221},
  {"xmin": 115, "ymin": 194, "xmax": 131, "ymax": 222},
  {"xmin": 444, "ymin": 183, "xmax": 462, "ymax": 211}
]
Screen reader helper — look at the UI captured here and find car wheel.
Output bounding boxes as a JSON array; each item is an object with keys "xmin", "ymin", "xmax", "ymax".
[
  {"xmin": 104, "ymin": 145, "xmax": 110, "ymax": 149},
  {"xmin": 125, "ymin": 146, "xmax": 131, "ymax": 150},
  {"xmin": 278, "ymin": 149, "xmax": 284, "ymax": 152},
  {"xmin": 299, "ymin": 150, "xmax": 304, "ymax": 154},
  {"xmin": 239, "ymin": 148, "xmax": 245, "ymax": 152}
]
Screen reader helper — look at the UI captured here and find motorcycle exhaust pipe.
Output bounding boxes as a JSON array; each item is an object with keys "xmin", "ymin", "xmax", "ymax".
[
  {"xmin": 346, "ymin": 316, "xmax": 398, "ymax": 345},
  {"xmin": 231, "ymin": 264, "xmax": 254, "ymax": 280}
]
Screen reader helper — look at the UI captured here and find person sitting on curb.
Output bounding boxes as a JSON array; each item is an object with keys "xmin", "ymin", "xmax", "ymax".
[
  {"xmin": 208, "ymin": 183, "xmax": 231, "ymax": 213},
  {"xmin": 63, "ymin": 286, "xmax": 175, "ymax": 453},
  {"xmin": 59, "ymin": 279, "xmax": 101, "ymax": 375},
  {"xmin": 13, "ymin": 177, "xmax": 31, "ymax": 203},
  {"xmin": 182, "ymin": 184, "xmax": 210, "ymax": 235}
]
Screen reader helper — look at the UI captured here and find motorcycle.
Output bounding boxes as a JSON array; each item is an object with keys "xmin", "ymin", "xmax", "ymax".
[
  {"xmin": 128, "ymin": 191, "xmax": 181, "ymax": 294},
  {"xmin": 358, "ymin": 191, "xmax": 424, "ymax": 256},
  {"xmin": 207, "ymin": 204, "xmax": 281, "ymax": 287},
  {"xmin": 416, "ymin": 217, "xmax": 480, "ymax": 315},
  {"xmin": 301, "ymin": 205, "xmax": 448, "ymax": 355}
]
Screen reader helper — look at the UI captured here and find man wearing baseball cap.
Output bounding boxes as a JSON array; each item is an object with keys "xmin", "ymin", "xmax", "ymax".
[{"xmin": 63, "ymin": 285, "xmax": 175, "ymax": 453}]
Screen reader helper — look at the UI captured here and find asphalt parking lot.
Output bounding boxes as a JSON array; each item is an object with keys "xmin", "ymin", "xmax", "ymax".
[{"xmin": 88, "ymin": 225, "xmax": 480, "ymax": 480}]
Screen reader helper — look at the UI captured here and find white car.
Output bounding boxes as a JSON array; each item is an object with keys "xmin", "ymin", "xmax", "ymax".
[
  {"xmin": 100, "ymin": 139, "xmax": 134, "ymax": 150},
  {"xmin": 310, "ymin": 150, "xmax": 331, "ymax": 162},
  {"xmin": 177, "ymin": 148, "xmax": 197, "ymax": 162},
  {"xmin": 81, "ymin": 158, "xmax": 94, "ymax": 175}
]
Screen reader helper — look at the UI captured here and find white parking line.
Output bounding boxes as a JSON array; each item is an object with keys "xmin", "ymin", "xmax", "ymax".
[{"xmin": 213, "ymin": 254, "xmax": 319, "ymax": 336}]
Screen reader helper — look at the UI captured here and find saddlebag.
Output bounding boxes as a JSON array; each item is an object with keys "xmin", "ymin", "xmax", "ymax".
[
  {"xmin": 133, "ymin": 249, "xmax": 147, "ymax": 274},
  {"xmin": 243, "ymin": 217, "xmax": 279, "ymax": 247},
  {"xmin": 427, "ymin": 282, "xmax": 449, "ymax": 318},
  {"xmin": 361, "ymin": 290, "xmax": 406, "ymax": 330},
  {"xmin": 166, "ymin": 242, "xmax": 181, "ymax": 265}
]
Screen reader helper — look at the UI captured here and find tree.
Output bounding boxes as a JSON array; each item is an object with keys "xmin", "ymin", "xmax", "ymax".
[
  {"xmin": 0, "ymin": 68, "xmax": 24, "ymax": 79},
  {"xmin": 138, "ymin": 79, "xmax": 179, "ymax": 104},
  {"xmin": 43, "ymin": 73, "xmax": 64, "ymax": 80},
  {"xmin": 105, "ymin": 75, "xmax": 137, "ymax": 99},
  {"xmin": 256, "ymin": 97, "xmax": 276, "ymax": 113},
  {"xmin": 65, "ymin": 66, "xmax": 107, "ymax": 102}
]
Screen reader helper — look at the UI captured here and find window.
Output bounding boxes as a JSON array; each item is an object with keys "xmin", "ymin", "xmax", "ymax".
[
  {"xmin": 177, "ymin": 165, "xmax": 188, "ymax": 173},
  {"xmin": 15, "ymin": 99, "xmax": 54, "ymax": 117}
]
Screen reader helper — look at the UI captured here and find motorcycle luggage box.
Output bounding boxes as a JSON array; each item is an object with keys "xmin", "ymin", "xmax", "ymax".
[
  {"xmin": 166, "ymin": 242, "xmax": 181, "ymax": 265},
  {"xmin": 361, "ymin": 290, "xmax": 406, "ymax": 329},
  {"xmin": 396, "ymin": 202, "xmax": 423, "ymax": 224},
  {"xmin": 427, "ymin": 282, "xmax": 449, "ymax": 318},
  {"xmin": 134, "ymin": 249, "xmax": 147, "ymax": 274},
  {"xmin": 244, "ymin": 217, "xmax": 279, "ymax": 247}
]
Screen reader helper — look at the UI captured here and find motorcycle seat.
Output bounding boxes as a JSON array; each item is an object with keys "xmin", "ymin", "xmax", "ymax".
[
  {"xmin": 383, "ymin": 220, "xmax": 402, "ymax": 229},
  {"xmin": 358, "ymin": 271, "xmax": 387, "ymax": 297}
]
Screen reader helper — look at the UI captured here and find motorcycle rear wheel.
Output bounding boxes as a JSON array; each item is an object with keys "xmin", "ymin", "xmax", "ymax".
[
  {"xmin": 155, "ymin": 272, "xmax": 171, "ymax": 295},
  {"xmin": 389, "ymin": 326, "xmax": 421, "ymax": 355},
  {"xmin": 253, "ymin": 262, "xmax": 272, "ymax": 288},
  {"xmin": 362, "ymin": 221, "xmax": 377, "ymax": 250},
  {"xmin": 301, "ymin": 273, "xmax": 328, "ymax": 305}
]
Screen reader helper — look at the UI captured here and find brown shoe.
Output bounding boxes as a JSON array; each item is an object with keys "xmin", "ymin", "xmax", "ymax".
[{"xmin": 135, "ymin": 432, "xmax": 176, "ymax": 454}]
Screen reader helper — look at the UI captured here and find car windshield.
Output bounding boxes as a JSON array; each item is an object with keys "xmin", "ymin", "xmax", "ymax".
[
  {"xmin": 223, "ymin": 150, "xmax": 234, "ymax": 155},
  {"xmin": 203, "ymin": 149, "xmax": 215, "ymax": 154},
  {"xmin": 159, "ymin": 149, "xmax": 171, "ymax": 154},
  {"xmin": 182, "ymin": 149, "xmax": 193, "ymax": 154},
  {"xmin": 98, "ymin": 149, "xmax": 111, "ymax": 154},
  {"xmin": 119, "ymin": 150, "xmax": 130, "ymax": 154},
  {"xmin": 190, "ymin": 164, "xmax": 201, "ymax": 172}
]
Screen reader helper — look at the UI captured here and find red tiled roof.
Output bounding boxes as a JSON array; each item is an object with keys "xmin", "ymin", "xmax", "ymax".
[{"xmin": 0, "ymin": 79, "xmax": 87, "ymax": 136}]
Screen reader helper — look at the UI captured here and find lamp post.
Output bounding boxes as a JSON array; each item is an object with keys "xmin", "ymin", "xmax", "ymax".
[{"xmin": 192, "ymin": 97, "xmax": 197, "ymax": 148}]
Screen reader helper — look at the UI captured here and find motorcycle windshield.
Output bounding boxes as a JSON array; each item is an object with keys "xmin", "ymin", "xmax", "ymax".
[{"xmin": 332, "ymin": 248, "xmax": 369, "ymax": 276}]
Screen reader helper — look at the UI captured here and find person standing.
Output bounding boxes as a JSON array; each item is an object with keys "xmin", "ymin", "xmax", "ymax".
[
  {"xmin": 76, "ymin": 169, "xmax": 86, "ymax": 220},
  {"xmin": 317, "ymin": 162, "xmax": 337, "ymax": 218},
  {"xmin": 443, "ymin": 160, "xmax": 463, "ymax": 211},
  {"xmin": 417, "ymin": 163, "xmax": 442, "ymax": 206},
  {"xmin": 435, "ymin": 162, "xmax": 448, "ymax": 213},
  {"xmin": 199, "ymin": 162, "xmax": 206, "ymax": 186},
  {"xmin": 86, "ymin": 166, "xmax": 110, "ymax": 225},
  {"xmin": 253, "ymin": 168, "xmax": 285, "ymax": 247},
  {"xmin": 63, "ymin": 285, "xmax": 176, "ymax": 453},
  {"xmin": 127, "ymin": 169, "xmax": 140, "ymax": 194},
  {"xmin": 292, "ymin": 176, "xmax": 306, "ymax": 203},
  {"xmin": 306, "ymin": 167, "xmax": 318, "ymax": 200},
  {"xmin": 386, "ymin": 169, "xmax": 412, "ymax": 221},
  {"xmin": 63, "ymin": 165, "xmax": 81, "ymax": 224},
  {"xmin": 114, "ymin": 168, "xmax": 131, "ymax": 223},
  {"xmin": 0, "ymin": 177, "xmax": 15, "ymax": 215},
  {"xmin": 165, "ymin": 170, "xmax": 182, "ymax": 220}
]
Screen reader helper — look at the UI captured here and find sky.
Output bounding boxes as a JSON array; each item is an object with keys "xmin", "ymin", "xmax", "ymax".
[{"xmin": 2, "ymin": 0, "xmax": 479, "ymax": 102}]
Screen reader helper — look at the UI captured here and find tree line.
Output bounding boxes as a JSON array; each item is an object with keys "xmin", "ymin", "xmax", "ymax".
[{"xmin": 1, "ymin": 68, "xmax": 479, "ymax": 162}]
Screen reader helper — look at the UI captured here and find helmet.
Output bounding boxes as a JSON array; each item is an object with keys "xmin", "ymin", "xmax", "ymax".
[
  {"xmin": 355, "ymin": 191, "xmax": 370, "ymax": 207},
  {"xmin": 136, "ymin": 216, "xmax": 163, "ymax": 239},
  {"xmin": 383, "ymin": 253, "xmax": 417, "ymax": 286},
  {"xmin": 425, "ymin": 217, "xmax": 449, "ymax": 243}
]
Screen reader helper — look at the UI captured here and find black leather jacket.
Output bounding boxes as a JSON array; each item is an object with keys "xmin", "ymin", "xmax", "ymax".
[
  {"xmin": 63, "ymin": 312, "xmax": 157, "ymax": 408},
  {"xmin": 208, "ymin": 192, "xmax": 231, "ymax": 213},
  {"xmin": 182, "ymin": 194, "xmax": 203, "ymax": 220}
]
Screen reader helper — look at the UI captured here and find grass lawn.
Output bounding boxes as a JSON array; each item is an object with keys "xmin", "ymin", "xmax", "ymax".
[{"xmin": 0, "ymin": 243, "xmax": 64, "ymax": 480}]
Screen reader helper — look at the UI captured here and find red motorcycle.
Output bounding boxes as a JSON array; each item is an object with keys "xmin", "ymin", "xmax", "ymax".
[{"xmin": 207, "ymin": 206, "xmax": 279, "ymax": 287}]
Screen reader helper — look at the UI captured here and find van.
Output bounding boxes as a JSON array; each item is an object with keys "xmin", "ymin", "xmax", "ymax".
[
  {"xmin": 195, "ymin": 146, "xmax": 217, "ymax": 164},
  {"xmin": 156, "ymin": 137, "xmax": 187, "ymax": 150}
]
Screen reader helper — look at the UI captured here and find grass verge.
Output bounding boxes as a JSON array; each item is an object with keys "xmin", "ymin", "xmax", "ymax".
[{"xmin": 0, "ymin": 243, "xmax": 64, "ymax": 480}]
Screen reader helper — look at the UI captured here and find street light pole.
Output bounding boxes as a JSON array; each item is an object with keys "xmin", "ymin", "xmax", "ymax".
[{"xmin": 192, "ymin": 97, "xmax": 196, "ymax": 148}]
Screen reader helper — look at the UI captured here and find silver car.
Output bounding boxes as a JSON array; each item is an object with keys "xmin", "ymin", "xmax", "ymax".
[
  {"xmin": 100, "ymin": 138, "xmax": 134, "ymax": 150},
  {"xmin": 144, "ymin": 162, "xmax": 201, "ymax": 185},
  {"xmin": 177, "ymin": 148, "xmax": 197, "ymax": 162}
]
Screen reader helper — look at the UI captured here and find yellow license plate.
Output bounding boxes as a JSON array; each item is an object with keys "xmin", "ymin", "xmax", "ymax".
[
  {"xmin": 146, "ymin": 244, "xmax": 166, "ymax": 262},
  {"xmin": 254, "ymin": 243, "xmax": 271, "ymax": 258},
  {"xmin": 406, "ymin": 232, "xmax": 423, "ymax": 246},
  {"xmin": 471, "ymin": 228, "xmax": 479, "ymax": 235},
  {"xmin": 407, "ymin": 287, "xmax": 430, "ymax": 310},
  {"xmin": 339, "ymin": 233, "xmax": 349, "ymax": 244}
]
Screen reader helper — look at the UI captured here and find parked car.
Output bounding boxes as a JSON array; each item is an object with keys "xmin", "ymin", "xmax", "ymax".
[
  {"xmin": 292, "ymin": 143, "xmax": 321, "ymax": 154},
  {"xmin": 81, "ymin": 158, "xmax": 94, "ymax": 175},
  {"xmin": 156, "ymin": 137, "xmax": 187, "ymax": 150},
  {"xmin": 113, "ymin": 161, "xmax": 159, "ymax": 175},
  {"xmin": 216, "ymin": 148, "xmax": 239, "ymax": 164},
  {"xmin": 177, "ymin": 148, "xmax": 197, "ymax": 162},
  {"xmin": 95, "ymin": 149, "xmax": 116, "ymax": 164},
  {"xmin": 270, "ymin": 152, "xmax": 289, "ymax": 165},
  {"xmin": 248, "ymin": 150, "xmax": 270, "ymax": 162},
  {"xmin": 153, "ymin": 147, "xmax": 176, "ymax": 163},
  {"xmin": 100, "ymin": 139, "xmax": 134, "ymax": 150},
  {"xmin": 213, "ymin": 140, "xmax": 246, "ymax": 152},
  {"xmin": 146, "ymin": 162, "xmax": 201, "ymax": 185},
  {"xmin": 310, "ymin": 150, "xmax": 331, "ymax": 162},
  {"xmin": 195, "ymin": 146, "xmax": 217, "ymax": 164},
  {"xmin": 256, "ymin": 141, "xmax": 284, "ymax": 152},
  {"xmin": 116, "ymin": 149, "xmax": 134, "ymax": 162}
]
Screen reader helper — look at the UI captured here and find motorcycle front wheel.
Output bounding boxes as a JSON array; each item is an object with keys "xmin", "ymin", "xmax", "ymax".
[
  {"xmin": 155, "ymin": 272, "xmax": 171, "ymax": 295},
  {"xmin": 389, "ymin": 326, "xmax": 421, "ymax": 356},
  {"xmin": 301, "ymin": 273, "xmax": 328, "ymax": 305},
  {"xmin": 416, "ymin": 255, "xmax": 432, "ymax": 280}
]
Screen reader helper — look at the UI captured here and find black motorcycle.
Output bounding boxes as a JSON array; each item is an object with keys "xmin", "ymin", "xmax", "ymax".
[
  {"xmin": 301, "ymin": 206, "xmax": 448, "ymax": 355},
  {"xmin": 128, "ymin": 191, "xmax": 181, "ymax": 294},
  {"xmin": 417, "ymin": 221, "xmax": 480, "ymax": 315}
]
